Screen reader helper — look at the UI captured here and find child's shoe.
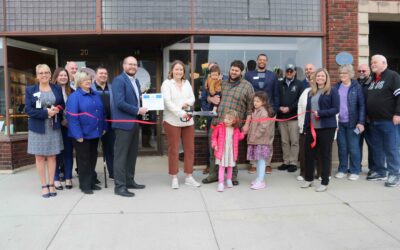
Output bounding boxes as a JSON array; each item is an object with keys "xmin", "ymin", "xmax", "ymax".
[
  {"xmin": 217, "ymin": 183, "xmax": 224, "ymax": 192},
  {"xmin": 185, "ymin": 176, "xmax": 201, "ymax": 187},
  {"xmin": 250, "ymin": 181, "xmax": 266, "ymax": 190},
  {"xmin": 251, "ymin": 178, "xmax": 258, "ymax": 185},
  {"xmin": 226, "ymin": 179, "xmax": 233, "ymax": 188}
]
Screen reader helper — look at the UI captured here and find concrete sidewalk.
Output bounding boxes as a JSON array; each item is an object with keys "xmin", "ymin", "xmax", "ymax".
[{"xmin": 1, "ymin": 156, "xmax": 400, "ymax": 250}]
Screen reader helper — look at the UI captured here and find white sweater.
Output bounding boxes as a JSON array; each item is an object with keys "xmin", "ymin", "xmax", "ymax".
[
  {"xmin": 297, "ymin": 87, "xmax": 310, "ymax": 134},
  {"xmin": 161, "ymin": 79, "xmax": 195, "ymax": 127}
]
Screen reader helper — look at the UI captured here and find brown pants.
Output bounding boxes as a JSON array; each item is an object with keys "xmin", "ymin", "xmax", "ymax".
[
  {"xmin": 278, "ymin": 120, "xmax": 299, "ymax": 165},
  {"xmin": 163, "ymin": 122, "xmax": 194, "ymax": 175}
]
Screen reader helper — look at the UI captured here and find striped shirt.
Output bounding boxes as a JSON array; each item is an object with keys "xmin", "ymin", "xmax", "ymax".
[{"xmin": 212, "ymin": 77, "xmax": 254, "ymax": 127}]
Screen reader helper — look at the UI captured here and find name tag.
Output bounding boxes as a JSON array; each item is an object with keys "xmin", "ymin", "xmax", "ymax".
[
  {"xmin": 253, "ymin": 76, "xmax": 259, "ymax": 80},
  {"xmin": 36, "ymin": 100, "xmax": 41, "ymax": 109}
]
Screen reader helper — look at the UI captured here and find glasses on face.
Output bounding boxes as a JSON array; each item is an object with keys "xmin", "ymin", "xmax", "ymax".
[{"xmin": 358, "ymin": 70, "xmax": 367, "ymax": 73}]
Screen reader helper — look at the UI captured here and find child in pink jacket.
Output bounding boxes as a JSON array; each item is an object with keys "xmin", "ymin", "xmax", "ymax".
[{"xmin": 211, "ymin": 110, "xmax": 245, "ymax": 192}]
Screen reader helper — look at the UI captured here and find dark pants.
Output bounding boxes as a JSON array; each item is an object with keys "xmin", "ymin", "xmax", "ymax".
[
  {"xmin": 101, "ymin": 129, "xmax": 115, "ymax": 178},
  {"xmin": 299, "ymin": 133, "xmax": 324, "ymax": 178},
  {"xmin": 114, "ymin": 126, "xmax": 139, "ymax": 190},
  {"xmin": 73, "ymin": 138, "xmax": 99, "ymax": 191},
  {"xmin": 305, "ymin": 128, "xmax": 335, "ymax": 186},
  {"xmin": 55, "ymin": 126, "xmax": 74, "ymax": 180}
]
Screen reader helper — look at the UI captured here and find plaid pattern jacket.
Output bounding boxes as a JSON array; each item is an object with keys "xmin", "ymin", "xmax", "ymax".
[{"xmin": 212, "ymin": 77, "xmax": 254, "ymax": 127}]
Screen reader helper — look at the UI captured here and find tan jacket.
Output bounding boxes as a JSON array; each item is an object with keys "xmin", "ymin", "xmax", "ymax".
[{"xmin": 247, "ymin": 107, "xmax": 272, "ymax": 145}]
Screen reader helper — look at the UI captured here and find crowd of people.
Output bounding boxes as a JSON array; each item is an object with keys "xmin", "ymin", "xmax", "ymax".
[{"xmin": 26, "ymin": 53, "xmax": 400, "ymax": 198}]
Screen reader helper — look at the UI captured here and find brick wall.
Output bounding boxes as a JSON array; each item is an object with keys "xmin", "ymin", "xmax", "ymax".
[
  {"xmin": 0, "ymin": 138, "xmax": 35, "ymax": 171},
  {"xmin": 326, "ymin": 0, "xmax": 359, "ymax": 83}
]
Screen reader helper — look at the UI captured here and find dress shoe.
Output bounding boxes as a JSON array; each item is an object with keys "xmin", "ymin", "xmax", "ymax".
[
  {"xmin": 115, "ymin": 188, "xmax": 135, "ymax": 197},
  {"xmin": 232, "ymin": 180, "xmax": 239, "ymax": 186},
  {"xmin": 202, "ymin": 177, "xmax": 218, "ymax": 184},
  {"xmin": 127, "ymin": 182, "xmax": 146, "ymax": 189},
  {"xmin": 82, "ymin": 189, "xmax": 94, "ymax": 194},
  {"xmin": 91, "ymin": 184, "xmax": 102, "ymax": 191},
  {"xmin": 248, "ymin": 166, "xmax": 256, "ymax": 174},
  {"xmin": 48, "ymin": 184, "xmax": 57, "ymax": 197},
  {"xmin": 65, "ymin": 180, "xmax": 73, "ymax": 189},
  {"xmin": 287, "ymin": 165, "xmax": 298, "ymax": 173},
  {"xmin": 265, "ymin": 166, "xmax": 273, "ymax": 174},
  {"xmin": 55, "ymin": 183, "xmax": 63, "ymax": 190},
  {"xmin": 278, "ymin": 164, "xmax": 289, "ymax": 171},
  {"xmin": 41, "ymin": 185, "xmax": 50, "ymax": 198},
  {"xmin": 94, "ymin": 178, "xmax": 101, "ymax": 184}
]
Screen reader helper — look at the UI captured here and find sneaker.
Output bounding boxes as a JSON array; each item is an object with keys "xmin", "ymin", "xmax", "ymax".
[
  {"xmin": 217, "ymin": 182, "xmax": 224, "ymax": 192},
  {"xmin": 251, "ymin": 178, "xmax": 258, "ymax": 185},
  {"xmin": 384, "ymin": 175, "xmax": 400, "ymax": 187},
  {"xmin": 251, "ymin": 181, "xmax": 266, "ymax": 190},
  {"xmin": 301, "ymin": 181, "xmax": 313, "ymax": 188},
  {"xmin": 348, "ymin": 174, "xmax": 359, "ymax": 181},
  {"xmin": 367, "ymin": 170, "xmax": 373, "ymax": 177},
  {"xmin": 185, "ymin": 176, "xmax": 201, "ymax": 187},
  {"xmin": 278, "ymin": 164, "xmax": 289, "ymax": 171},
  {"xmin": 367, "ymin": 172, "xmax": 387, "ymax": 181},
  {"xmin": 171, "ymin": 178, "xmax": 179, "ymax": 189},
  {"xmin": 248, "ymin": 166, "xmax": 256, "ymax": 174},
  {"xmin": 315, "ymin": 185, "xmax": 328, "ymax": 192},
  {"xmin": 297, "ymin": 175, "xmax": 304, "ymax": 181},
  {"xmin": 226, "ymin": 179, "xmax": 233, "ymax": 188},
  {"xmin": 335, "ymin": 172, "xmax": 346, "ymax": 179},
  {"xmin": 287, "ymin": 165, "xmax": 298, "ymax": 173},
  {"xmin": 265, "ymin": 166, "xmax": 272, "ymax": 174}
]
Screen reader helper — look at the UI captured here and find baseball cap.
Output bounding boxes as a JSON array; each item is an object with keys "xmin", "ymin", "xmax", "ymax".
[{"xmin": 285, "ymin": 64, "xmax": 295, "ymax": 71}]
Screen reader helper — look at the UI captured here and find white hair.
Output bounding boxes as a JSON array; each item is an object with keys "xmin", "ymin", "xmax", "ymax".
[{"xmin": 371, "ymin": 55, "xmax": 387, "ymax": 64}]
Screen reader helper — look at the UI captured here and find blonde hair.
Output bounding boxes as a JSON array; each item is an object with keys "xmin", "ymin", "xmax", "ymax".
[
  {"xmin": 310, "ymin": 68, "xmax": 331, "ymax": 96},
  {"xmin": 168, "ymin": 60, "xmax": 186, "ymax": 80},
  {"xmin": 339, "ymin": 64, "xmax": 355, "ymax": 79},
  {"xmin": 36, "ymin": 64, "xmax": 51, "ymax": 75},
  {"xmin": 74, "ymin": 70, "xmax": 92, "ymax": 89},
  {"xmin": 224, "ymin": 110, "xmax": 240, "ymax": 128}
]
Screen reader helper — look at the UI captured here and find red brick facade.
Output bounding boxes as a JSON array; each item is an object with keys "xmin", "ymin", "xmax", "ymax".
[
  {"xmin": 0, "ymin": 137, "xmax": 34, "ymax": 170},
  {"xmin": 326, "ymin": 0, "xmax": 359, "ymax": 83}
]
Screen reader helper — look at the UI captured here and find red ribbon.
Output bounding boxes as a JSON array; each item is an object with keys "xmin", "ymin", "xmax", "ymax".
[{"xmin": 65, "ymin": 111, "xmax": 157, "ymax": 125}]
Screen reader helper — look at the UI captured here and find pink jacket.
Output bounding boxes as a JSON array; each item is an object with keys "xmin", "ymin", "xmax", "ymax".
[{"xmin": 211, "ymin": 123, "xmax": 245, "ymax": 161}]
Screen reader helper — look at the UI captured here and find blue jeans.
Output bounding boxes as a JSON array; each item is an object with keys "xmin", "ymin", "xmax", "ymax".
[
  {"xmin": 368, "ymin": 120, "xmax": 400, "ymax": 176},
  {"xmin": 337, "ymin": 123, "xmax": 362, "ymax": 174},
  {"xmin": 55, "ymin": 126, "xmax": 74, "ymax": 180}
]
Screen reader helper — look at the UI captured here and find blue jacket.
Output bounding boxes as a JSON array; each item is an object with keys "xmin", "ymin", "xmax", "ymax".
[
  {"xmin": 244, "ymin": 70, "xmax": 280, "ymax": 112},
  {"xmin": 304, "ymin": 87, "xmax": 340, "ymax": 130},
  {"xmin": 66, "ymin": 88, "xmax": 107, "ymax": 139},
  {"xmin": 111, "ymin": 72, "xmax": 142, "ymax": 130},
  {"xmin": 25, "ymin": 84, "xmax": 64, "ymax": 134},
  {"xmin": 334, "ymin": 79, "xmax": 365, "ymax": 128}
]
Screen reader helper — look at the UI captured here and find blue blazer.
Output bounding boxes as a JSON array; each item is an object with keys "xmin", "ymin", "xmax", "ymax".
[
  {"xmin": 304, "ymin": 87, "xmax": 340, "ymax": 130},
  {"xmin": 25, "ymin": 84, "xmax": 64, "ymax": 134},
  {"xmin": 111, "ymin": 72, "xmax": 141, "ymax": 130},
  {"xmin": 66, "ymin": 88, "xmax": 107, "ymax": 139}
]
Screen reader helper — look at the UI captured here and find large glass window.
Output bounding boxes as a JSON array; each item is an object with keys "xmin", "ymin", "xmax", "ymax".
[
  {"xmin": 163, "ymin": 35, "xmax": 322, "ymax": 130},
  {"xmin": 7, "ymin": 39, "xmax": 57, "ymax": 135},
  {"xmin": 0, "ymin": 38, "xmax": 5, "ymax": 135}
]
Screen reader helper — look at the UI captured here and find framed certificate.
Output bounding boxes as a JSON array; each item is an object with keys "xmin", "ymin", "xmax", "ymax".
[{"xmin": 141, "ymin": 93, "xmax": 164, "ymax": 111}]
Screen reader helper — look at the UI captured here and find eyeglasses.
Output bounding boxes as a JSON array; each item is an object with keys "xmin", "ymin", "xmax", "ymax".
[{"xmin": 358, "ymin": 70, "xmax": 367, "ymax": 73}]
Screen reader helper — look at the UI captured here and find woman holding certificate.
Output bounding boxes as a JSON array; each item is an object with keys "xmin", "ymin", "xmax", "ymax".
[{"xmin": 161, "ymin": 60, "xmax": 201, "ymax": 189}]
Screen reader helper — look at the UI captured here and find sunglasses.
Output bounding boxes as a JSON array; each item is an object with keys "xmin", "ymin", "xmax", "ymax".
[
  {"xmin": 286, "ymin": 70, "xmax": 294, "ymax": 73},
  {"xmin": 358, "ymin": 70, "xmax": 367, "ymax": 73}
]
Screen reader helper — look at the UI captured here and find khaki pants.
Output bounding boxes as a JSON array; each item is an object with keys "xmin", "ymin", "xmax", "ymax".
[{"xmin": 278, "ymin": 120, "xmax": 299, "ymax": 165}]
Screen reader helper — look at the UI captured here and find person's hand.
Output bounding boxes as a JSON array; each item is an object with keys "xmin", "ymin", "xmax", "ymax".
[
  {"xmin": 207, "ymin": 95, "xmax": 220, "ymax": 105},
  {"xmin": 182, "ymin": 113, "xmax": 189, "ymax": 119},
  {"xmin": 103, "ymin": 130, "xmax": 106, "ymax": 135},
  {"xmin": 393, "ymin": 115, "xmax": 400, "ymax": 125},
  {"xmin": 61, "ymin": 119, "xmax": 68, "ymax": 127},
  {"xmin": 77, "ymin": 138, "xmax": 83, "ymax": 143},
  {"xmin": 356, "ymin": 124, "xmax": 365, "ymax": 133},
  {"xmin": 47, "ymin": 108, "xmax": 57, "ymax": 117},
  {"xmin": 182, "ymin": 103, "xmax": 190, "ymax": 109},
  {"xmin": 314, "ymin": 111, "xmax": 319, "ymax": 118},
  {"xmin": 242, "ymin": 124, "xmax": 250, "ymax": 135},
  {"xmin": 138, "ymin": 107, "xmax": 148, "ymax": 115},
  {"xmin": 213, "ymin": 145, "xmax": 218, "ymax": 151},
  {"xmin": 280, "ymin": 107, "xmax": 289, "ymax": 113}
]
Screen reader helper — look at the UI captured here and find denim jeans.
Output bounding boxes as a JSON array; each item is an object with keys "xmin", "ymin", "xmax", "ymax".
[
  {"xmin": 368, "ymin": 120, "xmax": 400, "ymax": 176},
  {"xmin": 337, "ymin": 122, "xmax": 362, "ymax": 174},
  {"xmin": 55, "ymin": 126, "xmax": 74, "ymax": 181}
]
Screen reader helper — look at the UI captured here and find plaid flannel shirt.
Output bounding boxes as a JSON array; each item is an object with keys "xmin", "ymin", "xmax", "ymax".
[{"xmin": 212, "ymin": 77, "xmax": 254, "ymax": 127}]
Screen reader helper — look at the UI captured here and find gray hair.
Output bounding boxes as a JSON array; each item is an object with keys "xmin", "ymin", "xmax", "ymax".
[
  {"xmin": 371, "ymin": 54, "xmax": 387, "ymax": 64},
  {"xmin": 74, "ymin": 71, "xmax": 91, "ymax": 89},
  {"xmin": 339, "ymin": 64, "xmax": 355, "ymax": 79}
]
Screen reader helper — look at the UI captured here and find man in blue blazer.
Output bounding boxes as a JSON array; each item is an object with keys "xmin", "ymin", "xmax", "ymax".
[{"xmin": 111, "ymin": 56, "xmax": 148, "ymax": 197}]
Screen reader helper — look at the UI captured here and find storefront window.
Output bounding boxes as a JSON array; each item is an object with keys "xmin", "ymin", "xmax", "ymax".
[
  {"xmin": 7, "ymin": 39, "xmax": 57, "ymax": 135},
  {"xmin": 0, "ymin": 38, "xmax": 5, "ymax": 135},
  {"xmin": 163, "ymin": 35, "xmax": 322, "ymax": 130}
]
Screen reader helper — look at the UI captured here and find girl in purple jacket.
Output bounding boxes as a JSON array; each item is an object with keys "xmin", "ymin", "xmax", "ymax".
[{"xmin": 211, "ymin": 110, "xmax": 245, "ymax": 192}]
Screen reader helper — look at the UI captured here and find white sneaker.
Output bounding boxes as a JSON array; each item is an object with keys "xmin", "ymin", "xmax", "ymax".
[
  {"xmin": 335, "ymin": 172, "xmax": 346, "ymax": 179},
  {"xmin": 348, "ymin": 174, "xmax": 359, "ymax": 181},
  {"xmin": 315, "ymin": 185, "xmax": 328, "ymax": 192},
  {"xmin": 217, "ymin": 183, "xmax": 224, "ymax": 192},
  {"xmin": 301, "ymin": 181, "xmax": 313, "ymax": 188},
  {"xmin": 226, "ymin": 180, "xmax": 233, "ymax": 188},
  {"xmin": 185, "ymin": 176, "xmax": 201, "ymax": 187},
  {"xmin": 297, "ymin": 175, "xmax": 304, "ymax": 181},
  {"xmin": 171, "ymin": 178, "xmax": 179, "ymax": 189}
]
